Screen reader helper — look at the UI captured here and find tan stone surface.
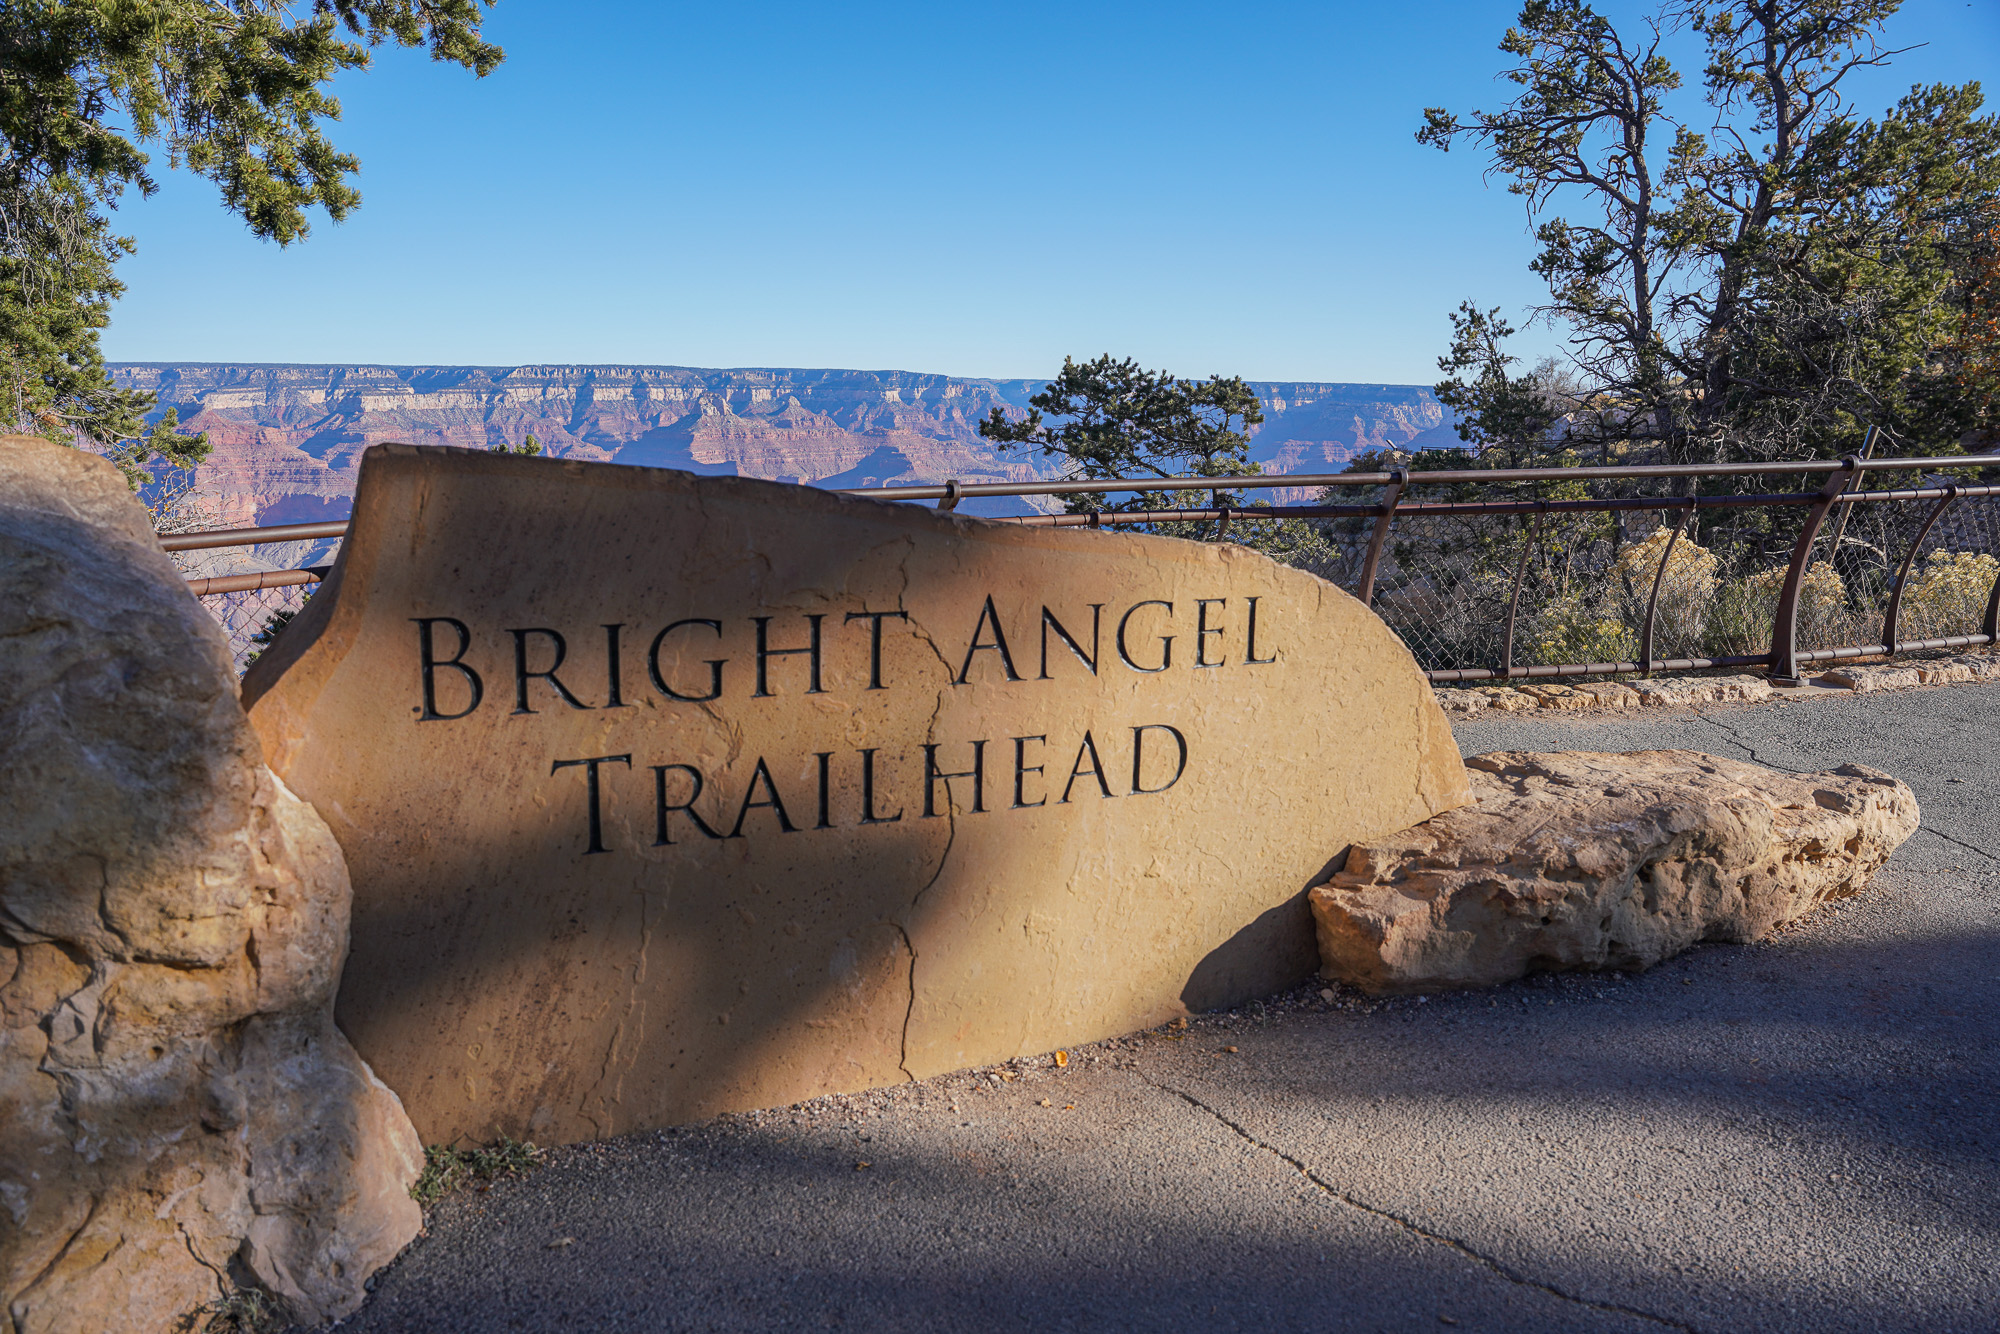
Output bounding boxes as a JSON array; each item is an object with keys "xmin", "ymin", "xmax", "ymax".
[
  {"xmin": 1514, "ymin": 683, "xmax": 1599, "ymax": 710},
  {"xmin": 242, "ymin": 444, "xmax": 1469, "ymax": 1146},
  {"xmin": 1820, "ymin": 664, "xmax": 1924, "ymax": 692},
  {"xmin": 1910, "ymin": 660, "xmax": 1980, "ymax": 686},
  {"xmin": 1439, "ymin": 675, "xmax": 1762, "ymax": 716},
  {"xmin": 1928, "ymin": 652, "xmax": 2000, "ymax": 682},
  {"xmin": 1439, "ymin": 652, "xmax": 2000, "ymax": 718},
  {"xmin": 0, "ymin": 436, "xmax": 422, "ymax": 1332},
  {"xmin": 1820, "ymin": 654, "xmax": 2000, "ymax": 692},
  {"xmin": 1630, "ymin": 674, "xmax": 1774, "ymax": 707},
  {"xmin": 1310, "ymin": 750, "xmax": 1918, "ymax": 995},
  {"xmin": 1570, "ymin": 681, "xmax": 1641, "ymax": 708}
]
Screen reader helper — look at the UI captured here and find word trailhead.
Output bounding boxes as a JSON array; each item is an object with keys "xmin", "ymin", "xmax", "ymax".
[{"xmin": 245, "ymin": 445, "xmax": 1469, "ymax": 1145}]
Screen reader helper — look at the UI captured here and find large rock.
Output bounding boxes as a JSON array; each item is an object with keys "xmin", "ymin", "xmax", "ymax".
[
  {"xmin": 242, "ymin": 444, "xmax": 1470, "ymax": 1146},
  {"xmin": 0, "ymin": 436, "xmax": 422, "ymax": 1332},
  {"xmin": 1311, "ymin": 750, "xmax": 1919, "ymax": 994}
]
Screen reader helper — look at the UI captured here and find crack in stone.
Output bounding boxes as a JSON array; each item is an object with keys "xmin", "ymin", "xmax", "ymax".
[
  {"xmin": 585, "ymin": 885, "xmax": 663, "ymax": 1126},
  {"xmin": 174, "ymin": 1212, "xmax": 232, "ymax": 1294},
  {"xmin": 13, "ymin": 1198, "xmax": 101, "ymax": 1331},
  {"xmin": 887, "ymin": 920, "xmax": 919, "ymax": 1082},
  {"xmin": 890, "ymin": 539, "xmax": 958, "ymax": 1083},
  {"xmin": 1136, "ymin": 1072, "xmax": 1700, "ymax": 1333}
]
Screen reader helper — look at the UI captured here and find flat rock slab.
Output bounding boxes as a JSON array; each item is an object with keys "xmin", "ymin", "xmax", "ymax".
[
  {"xmin": 0, "ymin": 437, "xmax": 421, "ymax": 1332},
  {"xmin": 1435, "ymin": 674, "xmax": 1778, "ymax": 715},
  {"xmin": 1310, "ymin": 750, "xmax": 1918, "ymax": 994},
  {"xmin": 1821, "ymin": 654, "xmax": 2000, "ymax": 692},
  {"xmin": 243, "ymin": 445, "xmax": 1469, "ymax": 1146}
]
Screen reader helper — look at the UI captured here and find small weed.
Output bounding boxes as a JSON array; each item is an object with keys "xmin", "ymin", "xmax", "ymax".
[
  {"xmin": 178, "ymin": 1286, "xmax": 288, "ymax": 1334},
  {"xmin": 412, "ymin": 1136, "xmax": 545, "ymax": 1207}
]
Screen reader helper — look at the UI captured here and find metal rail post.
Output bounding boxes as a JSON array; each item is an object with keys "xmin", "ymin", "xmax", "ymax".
[
  {"xmin": 1983, "ymin": 547, "xmax": 2000, "ymax": 648},
  {"xmin": 1823, "ymin": 425, "xmax": 1879, "ymax": 568},
  {"xmin": 1639, "ymin": 501, "xmax": 1695, "ymax": 677},
  {"xmin": 1768, "ymin": 456, "xmax": 1860, "ymax": 684},
  {"xmin": 1355, "ymin": 467, "xmax": 1407, "ymax": 609},
  {"xmin": 1500, "ymin": 503, "xmax": 1547, "ymax": 681},
  {"xmin": 1880, "ymin": 486, "xmax": 1957, "ymax": 656}
]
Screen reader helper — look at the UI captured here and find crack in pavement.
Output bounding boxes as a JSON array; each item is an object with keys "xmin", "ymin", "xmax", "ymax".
[
  {"xmin": 1135, "ymin": 1071, "xmax": 1700, "ymax": 1333},
  {"xmin": 1684, "ymin": 713, "xmax": 2000, "ymax": 864},
  {"xmin": 1914, "ymin": 825, "xmax": 2000, "ymax": 863},
  {"xmin": 1686, "ymin": 712, "xmax": 1809, "ymax": 774}
]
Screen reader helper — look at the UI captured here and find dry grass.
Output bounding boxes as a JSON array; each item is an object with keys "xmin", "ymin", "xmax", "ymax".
[{"xmin": 412, "ymin": 1136, "xmax": 547, "ymax": 1208}]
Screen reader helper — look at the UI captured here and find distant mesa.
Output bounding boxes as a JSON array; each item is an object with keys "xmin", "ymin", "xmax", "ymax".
[
  {"xmin": 251, "ymin": 493, "xmax": 354, "ymax": 526},
  {"xmin": 111, "ymin": 363, "xmax": 1457, "ymax": 528},
  {"xmin": 811, "ymin": 443, "xmax": 922, "ymax": 490}
]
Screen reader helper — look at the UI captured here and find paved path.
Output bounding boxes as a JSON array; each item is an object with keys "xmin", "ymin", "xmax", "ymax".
[{"xmin": 339, "ymin": 686, "xmax": 2000, "ymax": 1333}]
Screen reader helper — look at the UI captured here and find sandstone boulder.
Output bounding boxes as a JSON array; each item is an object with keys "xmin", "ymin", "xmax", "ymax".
[
  {"xmin": 1311, "ymin": 750, "xmax": 1918, "ymax": 994},
  {"xmin": 0, "ymin": 436, "xmax": 422, "ymax": 1333},
  {"xmin": 241, "ymin": 444, "xmax": 1468, "ymax": 1146}
]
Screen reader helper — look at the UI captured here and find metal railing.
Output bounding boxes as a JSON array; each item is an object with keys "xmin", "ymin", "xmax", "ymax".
[{"xmin": 163, "ymin": 452, "xmax": 2000, "ymax": 681}]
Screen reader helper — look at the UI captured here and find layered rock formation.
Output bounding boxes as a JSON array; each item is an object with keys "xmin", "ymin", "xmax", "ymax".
[
  {"xmin": 111, "ymin": 363, "xmax": 1457, "ymax": 528},
  {"xmin": 1311, "ymin": 750, "xmax": 1919, "ymax": 994},
  {"xmin": 1248, "ymin": 383, "xmax": 1461, "ymax": 477},
  {"xmin": 0, "ymin": 436, "xmax": 423, "ymax": 1331}
]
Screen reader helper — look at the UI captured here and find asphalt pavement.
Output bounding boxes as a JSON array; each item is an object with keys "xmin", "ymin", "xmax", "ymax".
[{"xmin": 335, "ymin": 683, "xmax": 2000, "ymax": 1334}]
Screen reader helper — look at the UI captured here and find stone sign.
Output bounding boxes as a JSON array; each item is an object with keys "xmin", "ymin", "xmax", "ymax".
[{"xmin": 245, "ymin": 445, "xmax": 1468, "ymax": 1145}]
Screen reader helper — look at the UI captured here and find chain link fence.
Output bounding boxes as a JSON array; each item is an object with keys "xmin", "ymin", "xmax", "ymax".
[
  {"xmin": 169, "ymin": 457, "xmax": 2000, "ymax": 681},
  {"xmin": 1340, "ymin": 479, "xmax": 2000, "ymax": 679},
  {"xmin": 170, "ymin": 536, "xmax": 336, "ymax": 673}
]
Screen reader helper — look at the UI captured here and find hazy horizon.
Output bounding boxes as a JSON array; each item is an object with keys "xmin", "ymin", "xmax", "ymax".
[
  {"xmin": 100, "ymin": 2, "xmax": 1997, "ymax": 384},
  {"xmin": 108, "ymin": 359, "xmax": 1445, "ymax": 391}
]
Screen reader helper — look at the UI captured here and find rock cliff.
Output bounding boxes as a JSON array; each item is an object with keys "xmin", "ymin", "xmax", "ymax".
[{"xmin": 111, "ymin": 363, "xmax": 1457, "ymax": 527}]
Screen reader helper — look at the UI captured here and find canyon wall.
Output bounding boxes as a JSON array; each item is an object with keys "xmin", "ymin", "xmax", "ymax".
[{"xmin": 111, "ymin": 363, "xmax": 1458, "ymax": 528}]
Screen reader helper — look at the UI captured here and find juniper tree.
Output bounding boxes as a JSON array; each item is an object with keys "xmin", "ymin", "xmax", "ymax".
[
  {"xmin": 977, "ymin": 355, "xmax": 1266, "ymax": 528},
  {"xmin": 1420, "ymin": 0, "xmax": 2000, "ymax": 465}
]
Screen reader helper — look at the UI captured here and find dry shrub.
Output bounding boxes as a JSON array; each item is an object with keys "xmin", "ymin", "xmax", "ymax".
[
  {"xmin": 1615, "ymin": 526, "xmax": 1719, "ymax": 657},
  {"xmin": 1895, "ymin": 550, "xmax": 1999, "ymax": 640},
  {"xmin": 1707, "ymin": 560, "xmax": 1849, "ymax": 655}
]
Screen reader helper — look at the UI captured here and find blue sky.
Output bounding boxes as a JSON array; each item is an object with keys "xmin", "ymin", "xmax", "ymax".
[{"xmin": 102, "ymin": 0, "xmax": 1999, "ymax": 384}]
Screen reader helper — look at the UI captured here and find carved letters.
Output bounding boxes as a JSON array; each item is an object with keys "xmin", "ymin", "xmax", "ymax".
[
  {"xmin": 413, "ymin": 596, "xmax": 1261, "ymax": 854},
  {"xmin": 242, "ymin": 446, "xmax": 1470, "ymax": 1146}
]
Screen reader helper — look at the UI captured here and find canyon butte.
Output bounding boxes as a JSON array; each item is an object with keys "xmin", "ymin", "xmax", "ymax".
[{"xmin": 112, "ymin": 363, "xmax": 1460, "ymax": 528}]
